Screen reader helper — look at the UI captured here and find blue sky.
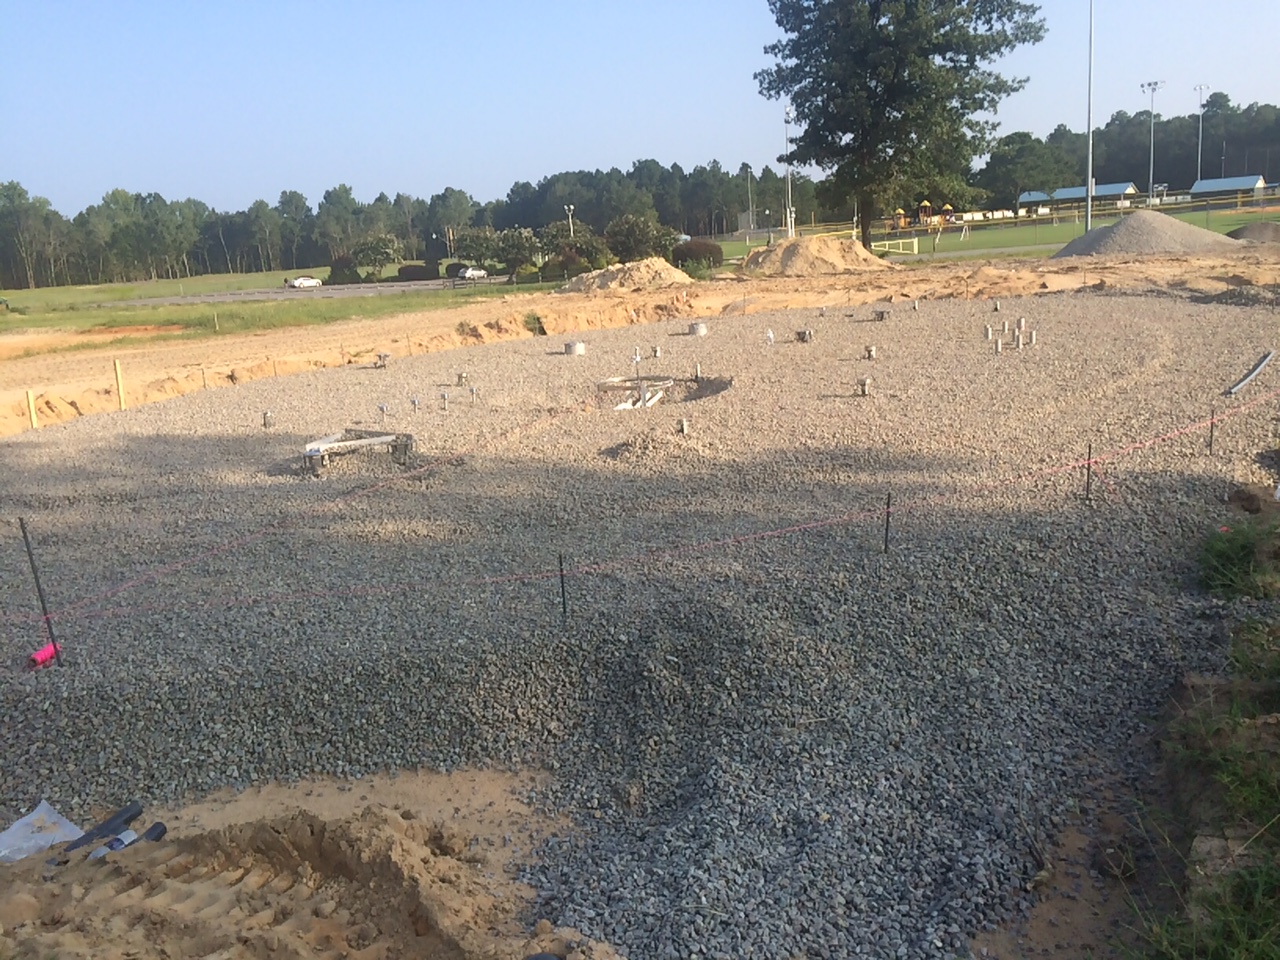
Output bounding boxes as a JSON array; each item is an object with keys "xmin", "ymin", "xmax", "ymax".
[{"xmin": 6, "ymin": 0, "xmax": 1275, "ymax": 214}]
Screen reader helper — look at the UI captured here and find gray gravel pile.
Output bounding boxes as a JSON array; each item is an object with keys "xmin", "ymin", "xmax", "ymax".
[
  {"xmin": 1053, "ymin": 209, "xmax": 1242, "ymax": 258},
  {"xmin": 1228, "ymin": 220, "xmax": 1280, "ymax": 243},
  {"xmin": 2, "ymin": 288, "xmax": 1277, "ymax": 959}
]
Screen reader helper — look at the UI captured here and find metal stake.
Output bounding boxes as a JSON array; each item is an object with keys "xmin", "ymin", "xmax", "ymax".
[
  {"xmin": 883, "ymin": 492, "xmax": 892, "ymax": 554},
  {"xmin": 559, "ymin": 553, "xmax": 568, "ymax": 623},
  {"xmin": 19, "ymin": 518, "xmax": 62, "ymax": 666},
  {"xmin": 1208, "ymin": 406, "xmax": 1215, "ymax": 455},
  {"xmin": 1085, "ymin": 442, "xmax": 1093, "ymax": 501}
]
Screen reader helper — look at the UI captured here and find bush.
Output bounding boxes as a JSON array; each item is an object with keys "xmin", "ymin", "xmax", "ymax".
[
  {"xmin": 671, "ymin": 239, "xmax": 724, "ymax": 268},
  {"xmin": 524, "ymin": 311, "xmax": 547, "ymax": 335},
  {"xmin": 397, "ymin": 263, "xmax": 439, "ymax": 281},
  {"xmin": 513, "ymin": 264, "xmax": 542, "ymax": 285},
  {"xmin": 326, "ymin": 255, "xmax": 363, "ymax": 286},
  {"xmin": 679, "ymin": 259, "xmax": 715, "ymax": 280},
  {"xmin": 443, "ymin": 261, "xmax": 467, "ymax": 279}
]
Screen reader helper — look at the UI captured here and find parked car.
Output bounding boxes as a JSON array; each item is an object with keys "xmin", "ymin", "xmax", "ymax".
[
  {"xmin": 458, "ymin": 266, "xmax": 487, "ymax": 281},
  {"xmin": 285, "ymin": 276, "xmax": 323, "ymax": 289}
]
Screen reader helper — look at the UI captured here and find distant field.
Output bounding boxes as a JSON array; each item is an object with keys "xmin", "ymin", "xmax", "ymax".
[
  {"xmin": 721, "ymin": 205, "xmax": 1278, "ymax": 260},
  {"xmin": 0, "ymin": 283, "xmax": 557, "ymax": 344}
]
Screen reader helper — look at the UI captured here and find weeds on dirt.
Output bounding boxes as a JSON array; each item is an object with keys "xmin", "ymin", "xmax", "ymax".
[
  {"xmin": 1135, "ymin": 619, "xmax": 1280, "ymax": 958},
  {"xmin": 523, "ymin": 311, "xmax": 547, "ymax": 335},
  {"xmin": 1200, "ymin": 520, "xmax": 1280, "ymax": 599},
  {"xmin": 1141, "ymin": 860, "xmax": 1280, "ymax": 959}
]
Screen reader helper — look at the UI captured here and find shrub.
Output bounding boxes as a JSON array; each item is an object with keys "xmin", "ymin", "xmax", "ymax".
[
  {"xmin": 443, "ymin": 261, "xmax": 467, "ymax": 279},
  {"xmin": 397, "ymin": 263, "xmax": 439, "ymax": 281},
  {"xmin": 513, "ymin": 264, "xmax": 542, "ymax": 285},
  {"xmin": 326, "ymin": 255, "xmax": 363, "ymax": 285},
  {"xmin": 679, "ymin": 259, "xmax": 715, "ymax": 280},
  {"xmin": 671, "ymin": 239, "xmax": 724, "ymax": 268},
  {"xmin": 524, "ymin": 311, "xmax": 547, "ymax": 335}
]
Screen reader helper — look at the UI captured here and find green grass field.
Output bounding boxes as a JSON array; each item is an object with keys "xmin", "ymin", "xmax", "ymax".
[{"xmin": 718, "ymin": 205, "xmax": 1278, "ymax": 261}]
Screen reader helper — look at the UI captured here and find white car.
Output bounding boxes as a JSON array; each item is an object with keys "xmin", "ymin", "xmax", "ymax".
[
  {"xmin": 458, "ymin": 266, "xmax": 487, "ymax": 280},
  {"xmin": 285, "ymin": 276, "xmax": 323, "ymax": 289}
]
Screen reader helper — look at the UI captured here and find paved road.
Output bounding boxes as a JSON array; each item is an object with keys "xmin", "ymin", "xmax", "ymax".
[{"xmin": 103, "ymin": 276, "xmax": 511, "ymax": 308}]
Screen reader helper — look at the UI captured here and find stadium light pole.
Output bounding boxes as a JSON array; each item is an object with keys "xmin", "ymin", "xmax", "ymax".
[
  {"xmin": 564, "ymin": 204, "xmax": 575, "ymax": 239},
  {"xmin": 1140, "ymin": 81, "xmax": 1166, "ymax": 206},
  {"xmin": 784, "ymin": 105, "xmax": 795, "ymax": 238},
  {"xmin": 1194, "ymin": 84, "xmax": 1210, "ymax": 183},
  {"xmin": 1085, "ymin": 0, "xmax": 1095, "ymax": 232}
]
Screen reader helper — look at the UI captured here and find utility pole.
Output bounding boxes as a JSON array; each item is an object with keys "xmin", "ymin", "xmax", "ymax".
[
  {"xmin": 784, "ymin": 105, "xmax": 795, "ymax": 239},
  {"xmin": 1195, "ymin": 84, "xmax": 1210, "ymax": 183},
  {"xmin": 1085, "ymin": 0, "xmax": 1095, "ymax": 231},
  {"xmin": 1140, "ymin": 81, "xmax": 1166, "ymax": 206},
  {"xmin": 746, "ymin": 164, "xmax": 754, "ymax": 231}
]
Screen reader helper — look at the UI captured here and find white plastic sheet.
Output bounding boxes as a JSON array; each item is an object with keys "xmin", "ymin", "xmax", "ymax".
[{"xmin": 0, "ymin": 800, "xmax": 83, "ymax": 862}]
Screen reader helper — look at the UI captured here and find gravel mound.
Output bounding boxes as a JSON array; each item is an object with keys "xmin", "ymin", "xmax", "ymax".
[
  {"xmin": 1053, "ymin": 210, "xmax": 1242, "ymax": 258},
  {"xmin": 560, "ymin": 258, "xmax": 693, "ymax": 293},
  {"xmin": 1228, "ymin": 220, "xmax": 1280, "ymax": 243},
  {"xmin": 745, "ymin": 234, "xmax": 890, "ymax": 275}
]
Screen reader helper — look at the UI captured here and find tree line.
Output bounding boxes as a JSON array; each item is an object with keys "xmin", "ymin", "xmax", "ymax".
[
  {"xmin": 0, "ymin": 163, "xmax": 820, "ymax": 290},
  {"xmin": 975, "ymin": 93, "xmax": 1280, "ymax": 210}
]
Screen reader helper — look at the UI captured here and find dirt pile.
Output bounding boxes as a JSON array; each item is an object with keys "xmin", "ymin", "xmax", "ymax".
[
  {"xmin": 744, "ymin": 235, "xmax": 891, "ymax": 276},
  {"xmin": 559, "ymin": 257, "xmax": 693, "ymax": 293},
  {"xmin": 0, "ymin": 806, "xmax": 621, "ymax": 960},
  {"xmin": 1053, "ymin": 210, "xmax": 1242, "ymax": 258},
  {"xmin": 1228, "ymin": 220, "xmax": 1280, "ymax": 243}
]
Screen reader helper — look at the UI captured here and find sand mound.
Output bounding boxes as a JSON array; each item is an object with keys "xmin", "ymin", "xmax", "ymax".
[
  {"xmin": 1228, "ymin": 221, "xmax": 1280, "ymax": 243},
  {"xmin": 559, "ymin": 257, "xmax": 693, "ymax": 293},
  {"xmin": 1053, "ymin": 210, "xmax": 1241, "ymax": 258},
  {"xmin": 0, "ymin": 807, "xmax": 620, "ymax": 960},
  {"xmin": 744, "ymin": 235, "xmax": 890, "ymax": 276}
]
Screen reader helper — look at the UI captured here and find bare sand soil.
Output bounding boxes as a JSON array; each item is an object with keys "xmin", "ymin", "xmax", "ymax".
[
  {"xmin": 3, "ymin": 249, "xmax": 1277, "ymax": 439},
  {"xmin": 0, "ymin": 769, "xmax": 618, "ymax": 960}
]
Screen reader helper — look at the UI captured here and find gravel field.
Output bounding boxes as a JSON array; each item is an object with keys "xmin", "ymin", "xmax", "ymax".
[{"xmin": 3, "ymin": 285, "xmax": 1279, "ymax": 958}]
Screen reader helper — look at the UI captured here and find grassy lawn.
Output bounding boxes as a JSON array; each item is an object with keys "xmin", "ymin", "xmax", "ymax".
[{"xmin": 1, "ymin": 283, "xmax": 559, "ymax": 342}]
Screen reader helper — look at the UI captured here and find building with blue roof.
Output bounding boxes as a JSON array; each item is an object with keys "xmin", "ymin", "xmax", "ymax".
[{"xmin": 1190, "ymin": 175, "xmax": 1267, "ymax": 196}]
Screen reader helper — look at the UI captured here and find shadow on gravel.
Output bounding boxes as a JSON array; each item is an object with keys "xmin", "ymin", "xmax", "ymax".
[{"xmin": 0, "ymin": 422, "xmax": 1244, "ymax": 958}]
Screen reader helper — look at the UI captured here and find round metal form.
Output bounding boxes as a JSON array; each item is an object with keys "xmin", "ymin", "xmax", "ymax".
[
  {"xmin": 796, "ymin": 329, "xmax": 814, "ymax": 343},
  {"xmin": 689, "ymin": 322, "xmax": 709, "ymax": 337},
  {"xmin": 565, "ymin": 341, "xmax": 587, "ymax": 356},
  {"xmin": 865, "ymin": 345, "xmax": 877, "ymax": 360},
  {"xmin": 858, "ymin": 377, "xmax": 872, "ymax": 396}
]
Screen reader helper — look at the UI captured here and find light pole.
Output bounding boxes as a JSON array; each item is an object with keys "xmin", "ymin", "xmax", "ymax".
[
  {"xmin": 765, "ymin": 208, "xmax": 772, "ymax": 245},
  {"xmin": 783, "ymin": 105, "xmax": 795, "ymax": 238},
  {"xmin": 564, "ymin": 204, "xmax": 575, "ymax": 239},
  {"xmin": 1140, "ymin": 81, "xmax": 1166, "ymax": 206},
  {"xmin": 746, "ymin": 164, "xmax": 754, "ymax": 232},
  {"xmin": 1085, "ymin": 0, "xmax": 1095, "ymax": 231},
  {"xmin": 1194, "ymin": 84, "xmax": 1210, "ymax": 183}
]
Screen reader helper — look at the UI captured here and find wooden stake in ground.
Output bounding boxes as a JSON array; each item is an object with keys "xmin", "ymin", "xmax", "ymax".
[
  {"xmin": 114, "ymin": 359, "xmax": 126, "ymax": 410},
  {"xmin": 26, "ymin": 390, "xmax": 37, "ymax": 429}
]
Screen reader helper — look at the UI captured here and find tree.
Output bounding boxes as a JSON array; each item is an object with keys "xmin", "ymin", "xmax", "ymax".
[
  {"xmin": 974, "ymin": 132, "xmax": 1075, "ymax": 210},
  {"xmin": 604, "ymin": 215, "xmax": 679, "ymax": 263},
  {"xmin": 493, "ymin": 228, "xmax": 540, "ymax": 273},
  {"xmin": 452, "ymin": 227, "xmax": 496, "ymax": 265},
  {"xmin": 275, "ymin": 191, "xmax": 312, "ymax": 270},
  {"xmin": 350, "ymin": 233, "xmax": 401, "ymax": 280},
  {"xmin": 757, "ymin": 0, "xmax": 1046, "ymax": 247},
  {"xmin": 316, "ymin": 184, "xmax": 361, "ymax": 259}
]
